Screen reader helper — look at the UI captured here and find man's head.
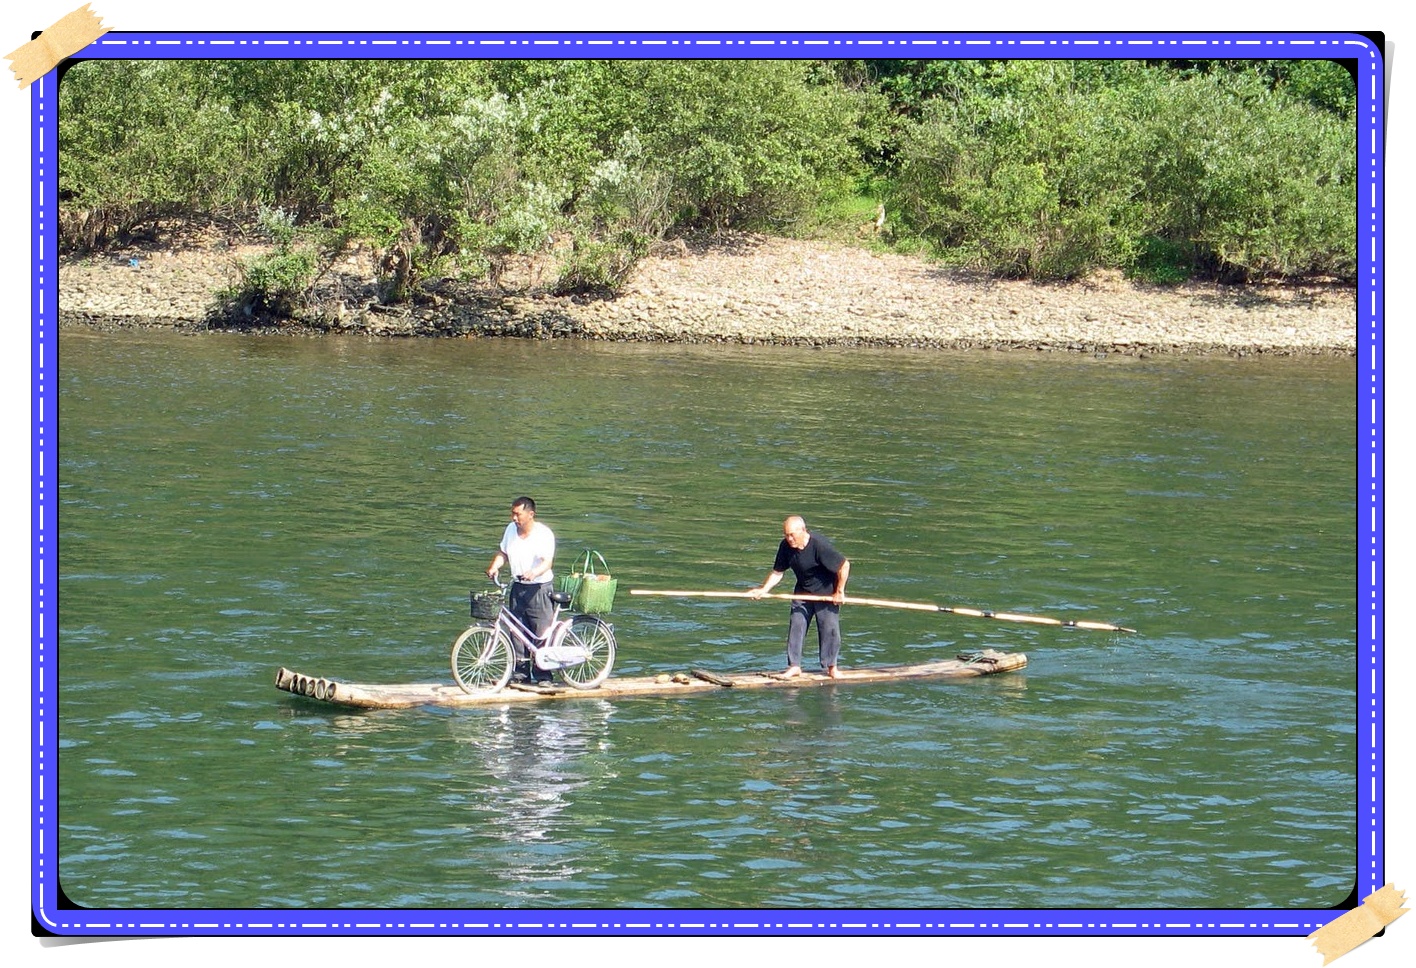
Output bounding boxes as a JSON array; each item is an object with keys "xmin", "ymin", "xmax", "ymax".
[
  {"xmin": 511, "ymin": 497, "xmax": 537, "ymax": 530},
  {"xmin": 782, "ymin": 515, "xmax": 810, "ymax": 550}
]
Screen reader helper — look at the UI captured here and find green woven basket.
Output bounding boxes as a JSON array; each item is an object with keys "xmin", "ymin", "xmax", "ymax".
[{"xmin": 556, "ymin": 550, "xmax": 618, "ymax": 615}]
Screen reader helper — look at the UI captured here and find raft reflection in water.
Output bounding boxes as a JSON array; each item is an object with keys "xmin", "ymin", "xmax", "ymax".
[{"xmin": 442, "ymin": 701, "xmax": 618, "ymax": 889}]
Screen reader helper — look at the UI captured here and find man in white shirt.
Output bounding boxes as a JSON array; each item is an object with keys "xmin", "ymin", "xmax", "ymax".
[{"xmin": 486, "ymin": 496, "xmax": 556, "ymax": 683}]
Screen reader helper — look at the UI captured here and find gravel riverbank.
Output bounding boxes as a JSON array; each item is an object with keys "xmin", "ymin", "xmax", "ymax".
[{"xmin": 58, "ymin": 230, "xmax": 1357, "ymax": 356}]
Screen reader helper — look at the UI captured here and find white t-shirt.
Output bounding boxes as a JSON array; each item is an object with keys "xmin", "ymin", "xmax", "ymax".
[{"xmin": 500, "ymin": 521, "xmax": 555, "ymax": 584}]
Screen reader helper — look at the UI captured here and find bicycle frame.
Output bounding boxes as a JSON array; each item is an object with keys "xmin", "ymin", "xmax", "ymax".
[{"xmin": 490, "ymin": 584, "xmax": 587, "ymax": 670}]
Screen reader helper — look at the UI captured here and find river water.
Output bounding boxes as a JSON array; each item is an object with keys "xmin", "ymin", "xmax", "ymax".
[{"xmin": 56, "ymin": 328, "xmax": 1356, "ymax": 911}]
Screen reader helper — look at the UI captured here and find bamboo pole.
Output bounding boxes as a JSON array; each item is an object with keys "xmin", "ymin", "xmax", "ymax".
[{"xmin": 628, "ymin": 588, "xmax": 1136, "ymax": 633}]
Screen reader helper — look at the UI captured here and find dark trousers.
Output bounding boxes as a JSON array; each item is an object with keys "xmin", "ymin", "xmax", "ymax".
[
  {"xmin": 787, "ymin": 599, "xmax": 841, "ymax": 669},
  {"xmin": 507, "ymin": 581, "xmax": 553, "ymax": 661}
]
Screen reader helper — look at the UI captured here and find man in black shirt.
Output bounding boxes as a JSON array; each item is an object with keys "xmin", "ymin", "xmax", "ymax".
[{"xmin": 748, "ymin": 515, "xmax": 851, "ymax": 679}]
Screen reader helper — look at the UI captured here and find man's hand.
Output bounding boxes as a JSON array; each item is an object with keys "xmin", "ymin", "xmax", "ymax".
[{"xmin": 747, "ymin": 586, "xmax": 766, "ymax": 599}]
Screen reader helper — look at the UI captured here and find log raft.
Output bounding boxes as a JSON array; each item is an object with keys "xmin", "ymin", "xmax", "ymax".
[{"xmin": 274, "ymin": 650, "xmax": 1026, "ymax": 710}]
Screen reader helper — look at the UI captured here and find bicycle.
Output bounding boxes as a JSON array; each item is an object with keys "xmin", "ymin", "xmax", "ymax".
[{"xmin": 450, "ymin": 577, "xmax": 617, "ymax": 694}]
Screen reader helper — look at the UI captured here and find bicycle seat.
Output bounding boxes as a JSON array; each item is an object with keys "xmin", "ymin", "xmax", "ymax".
[{"xmin": 548, "ymin": 590, "xmax": 573, "ymax": 607}]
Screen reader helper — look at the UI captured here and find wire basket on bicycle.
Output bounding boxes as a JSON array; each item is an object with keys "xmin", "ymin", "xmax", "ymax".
[{"xmin": 470, "ymin": 588, "xmax": 504, "ymax": 620}]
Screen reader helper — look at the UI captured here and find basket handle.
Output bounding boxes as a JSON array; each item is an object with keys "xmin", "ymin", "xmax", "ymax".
[{"xmin": 578, "ymin": 550, "xmax": 610, "ymax": 576}]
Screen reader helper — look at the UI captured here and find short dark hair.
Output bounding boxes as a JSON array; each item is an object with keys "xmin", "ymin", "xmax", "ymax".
[{"xmin": 512, "ymin": 496, "xmax": 536, "ymax": 513}]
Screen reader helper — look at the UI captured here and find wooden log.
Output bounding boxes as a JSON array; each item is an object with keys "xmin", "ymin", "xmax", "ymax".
[
  {"xmin": 691, "ymin": 668, "xmax": 736, "ymax": 687},
  {"xmin": 273, "ymin": 650, "xmax": 1027, "ymax": 710}
]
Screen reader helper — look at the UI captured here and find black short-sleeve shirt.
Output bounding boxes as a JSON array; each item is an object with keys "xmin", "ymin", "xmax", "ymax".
[{"xmin": 773, "ymin": 533, "xmax": 847, "ymax": 595}]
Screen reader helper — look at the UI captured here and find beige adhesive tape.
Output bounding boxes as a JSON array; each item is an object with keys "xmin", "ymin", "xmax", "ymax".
[
  {"xmin": 1308, "ymin": 883, "xmax": 1407, "ymax": 964},
  {"xmin": 5, "ymin": 4, "xmax": 108, "ymax": 89}
]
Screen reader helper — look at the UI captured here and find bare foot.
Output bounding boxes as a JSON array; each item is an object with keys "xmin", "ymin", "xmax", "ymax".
[
  {"xmin": 777, "ymin": 666, "xmax": 802, "ymax": 680},
  {"xmin": 826, "ymin": 665, "xmax": 843, "ymax": 679}
]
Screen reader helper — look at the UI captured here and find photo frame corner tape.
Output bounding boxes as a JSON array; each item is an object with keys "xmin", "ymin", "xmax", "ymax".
[
  {"xmin": 5, "ymin": 4, "xmax": 109, "ymax": 90},
  {"xmin": 1307, "ymin": 882, "xmax": 1407, "ymax": 964}
]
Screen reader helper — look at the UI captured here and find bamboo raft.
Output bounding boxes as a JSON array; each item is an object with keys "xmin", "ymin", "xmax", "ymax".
[{"xmin": 274, "ymin": 650, "xmax": 1027, "ymax": 710}]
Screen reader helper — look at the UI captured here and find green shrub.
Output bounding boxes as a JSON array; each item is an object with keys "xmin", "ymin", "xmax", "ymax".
[
  {"xmin": 887, "ymin": 64, "xmax": 1148, "ymax": 280},
  {"xmin": 1129, "ymin": 237, "xmax": 1194, "ymax": 285},
  {"xmin": 553, "ymin": 232, "xmax": 647, "ymax": 296},
  {"xmin": 885, "ymin": 60, "xmax": 1355, "ymax": 282},
  {"xmin": 214, "ymin": 207, "xmax": 319, "ymax": 320},
  {"xmin": 58, "ymin": 61, "xmax": 249, "ymax": 249},
  {"xmin": 1137, "ymin": 69, "xmax": 1356, "ymax": 281},
  {"xmin": 232, "ymin": 248, "xmax": 318, "ymax": 316}
]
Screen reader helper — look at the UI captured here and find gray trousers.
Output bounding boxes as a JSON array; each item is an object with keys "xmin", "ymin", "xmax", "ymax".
[
  {"xmin": 508, "ymin": 581, "xmax": 554, "ymax": 660},
  {"xmin": 787, "ymin": 599, "xmax": 841, "ymax": 669}
]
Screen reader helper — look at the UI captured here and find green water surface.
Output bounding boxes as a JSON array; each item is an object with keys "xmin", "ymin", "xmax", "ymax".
[{"xmin": 57, "ymin": 329, "xmax": 1357, "ymax": 911}]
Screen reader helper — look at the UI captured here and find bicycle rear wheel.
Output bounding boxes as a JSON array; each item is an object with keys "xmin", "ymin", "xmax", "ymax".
[
  {"xmin": 451, "ymin": 625, "xmax": 514, "ymax": 694},
  {"xmin": 558, "ymin": 615, "xmax": 616, "ymax": 689}
]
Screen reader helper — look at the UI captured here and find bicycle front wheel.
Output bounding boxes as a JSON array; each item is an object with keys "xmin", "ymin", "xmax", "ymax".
[
  {"xmin": 450, "ymin": 625, "xmax": 514, "ymax": 694},
  {"xmin": 558, "ymin": 615, "xmax": 616, "ymax": 689}
]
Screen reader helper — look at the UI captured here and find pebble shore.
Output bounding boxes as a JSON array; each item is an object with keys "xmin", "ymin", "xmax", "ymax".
[{"xmin": 58, "ymin": 231, "xmax": 1357, "ymax": 356}]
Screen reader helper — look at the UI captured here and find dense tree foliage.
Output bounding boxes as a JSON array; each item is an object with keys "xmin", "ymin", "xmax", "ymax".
[
  {"xmin": 58, "ymin": 56, "xmax": 1356, "ymax": 315},
  {"xmin": 883, "ymin": 60, "xmax": 1356, "ymax": 281}
]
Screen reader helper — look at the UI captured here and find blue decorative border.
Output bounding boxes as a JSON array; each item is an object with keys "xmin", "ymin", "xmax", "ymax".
[{"xmin": 32, "ymin": 29, "xmax": 1385, "ymax": 938}]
